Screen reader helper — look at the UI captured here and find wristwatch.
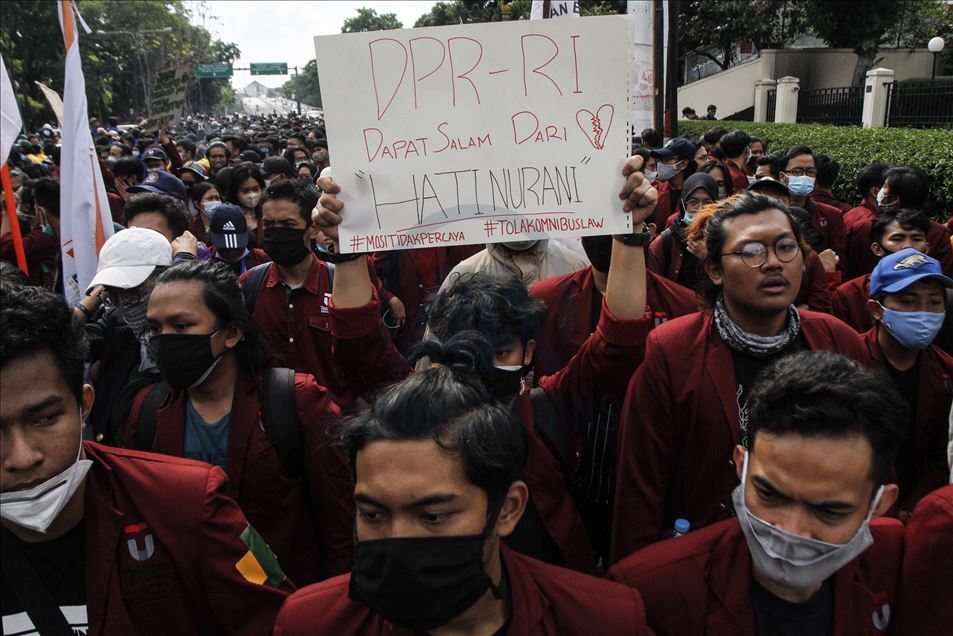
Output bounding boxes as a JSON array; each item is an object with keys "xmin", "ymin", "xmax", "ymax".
[{"xmin": 613, "ymin": 224, "xmax": 651, "ymax": 247}]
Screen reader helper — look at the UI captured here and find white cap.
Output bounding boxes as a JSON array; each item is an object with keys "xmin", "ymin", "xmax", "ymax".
[{"xmin": 86, "ymin": 227, "xmax": 172, "ymax": 294}]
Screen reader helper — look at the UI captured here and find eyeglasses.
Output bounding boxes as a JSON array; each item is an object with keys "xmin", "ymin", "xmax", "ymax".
[
  {"xmin": 722, "ymin": 237, "xmax": 801, "ymax": 268},
  {"xmin": 684, "ymin": 198, "xmax": 714, "ymax": 211},
  {"xmin": 783, "ymin": 167, "xmax": 817, "ymax": 178},
  {"xmin": 101, "ymin": 286, "xmax": 144, "ymax": 308}
]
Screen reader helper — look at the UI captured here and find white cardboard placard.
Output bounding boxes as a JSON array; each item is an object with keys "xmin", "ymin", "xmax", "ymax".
[{"xmin": 315, "ymin": 15, "xmax": 632, "ymax": 253}]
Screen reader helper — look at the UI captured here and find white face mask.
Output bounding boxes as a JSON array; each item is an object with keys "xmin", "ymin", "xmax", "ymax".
[
  {"xmin": 202, "ymin": 201, "xmax": 222, "ymax": 218},
  {"xmin": 643, "ymin": 169, "xmax": 658, "ymax": 183},
  {"xmin": 0, "ymin": 425, "xmax": 92, "ymax": 534},
  {"xmin": 239, "ymin": 192, "xmax": 261, "ymax": 209},
  {"xmin": 733, "ymin": 451, "xmax": 882, "ymax": 593},
  {"xmin": 876, "ymin": 187, "xmax": 886, "ymax": 206}
]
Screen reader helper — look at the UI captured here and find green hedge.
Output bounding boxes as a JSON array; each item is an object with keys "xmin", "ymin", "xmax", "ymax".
[{"xmin": 675, "ymin": 121, "xmax": 953, "ymax": 214}]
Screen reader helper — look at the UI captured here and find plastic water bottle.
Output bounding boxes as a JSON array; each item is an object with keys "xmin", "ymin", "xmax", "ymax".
[{"xmin": 673, "ymin": 518, "xmax": 690, "ymax": 538}]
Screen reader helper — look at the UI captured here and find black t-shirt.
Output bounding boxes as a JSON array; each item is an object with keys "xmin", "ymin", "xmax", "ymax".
[
  {"xmin": 589, "ymin": 286, "xmax": 604, "ymax": 335},
  {"xmin": 884, "ymin": 355, "xmax": 921, "ymax": 498},
  {"xmin": 731, "ymin": 335, "xmax": 806, "ymax": 448},
  {"xmin": 1, "ymin": 522, "xmax": 87, "ymax": 634},
  {"xmin": 751, "ymin": 576, "xmax": 833, "ymax": 636}
]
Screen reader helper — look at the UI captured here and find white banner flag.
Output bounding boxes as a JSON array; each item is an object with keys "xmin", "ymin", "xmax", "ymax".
[
  {"xmin": 0, "ymin": 54, "xmax": 23, "ymax": 165},
  {"xmin": 531, "ymin": 1, "xmax": 580, "ymax": 19},
  {"xmin": 57, "ymin": 0, "xmax": 114, "ymax": 302},
  {"xmin": 36, "ymin": 81, "xmax": 65, "ymax": 129}
]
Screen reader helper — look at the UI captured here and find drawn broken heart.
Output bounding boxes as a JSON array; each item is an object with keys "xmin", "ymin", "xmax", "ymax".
[{"xmin": 576, "ymin": 104, "xmax": 615, "ymax": 150}]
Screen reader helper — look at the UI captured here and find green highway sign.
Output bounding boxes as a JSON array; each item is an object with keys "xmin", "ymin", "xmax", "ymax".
[
  {"xmin": 196, "ymin": 63, "xmax": 233, "ymax": 78},
  {"xmin": 250, "ymin": 63, "xmax": 288, "ymax": 76}
]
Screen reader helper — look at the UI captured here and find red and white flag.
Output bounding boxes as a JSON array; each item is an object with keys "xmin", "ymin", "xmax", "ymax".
[{"xmin": 57, "ymin": 0, "xmax": 113, "ymax": 302}]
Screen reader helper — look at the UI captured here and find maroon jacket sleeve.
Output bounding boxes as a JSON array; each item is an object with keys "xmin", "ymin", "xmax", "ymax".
[
  {"xmin": 825, "ymin": 205, "xmax": 849, "ymax": 274},
  {"xmin": 199, "ymin": 466, "xmax": 294, "ymax": 633},
  {"xmin": 830, "ymin": 283, "xmax": 852, "ymax": 327},
  {"xmin": 892, "ymin": 486, "xmax": 953, "ymax": 633},
  {"xmin": 330, "ymin": 295, "xmax": 412, "ymax": 396},
  {"xmin": 0, "ymin": 228, "xmax": 58, "ymax": 263},
  {"xmin": 646, "ymin": 234, "xmax": 666, "ymax": 276},
  {"xmin": 927, "ymin": 221, "xmax": 953, "ymax": 278},
  {"xmin": 797, "ymin": 251, "xmax": 833, "ymax": 313},
  {"xmin": 610, "ymin": 328, "xmax": 674, "ymax": 562},
  {"xmin": 539, "ymin": 301, "xmax": 653, "ymax": 413},
  {"xmin": 162, "ymin": 139, "xmax": 184, "ymax": 171},
  {"xmin": 296, "ymin": 375, "xmax": 355, "ymax": 577}
]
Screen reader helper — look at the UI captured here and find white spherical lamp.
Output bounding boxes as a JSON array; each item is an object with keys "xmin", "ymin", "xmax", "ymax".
[{"xmin": 928, "ymin": 36, "xmax": 945, "ymax": 54}]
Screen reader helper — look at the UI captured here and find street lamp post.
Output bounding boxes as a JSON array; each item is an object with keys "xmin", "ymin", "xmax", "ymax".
[{"xmin": 928, "ymin": 36, "xmax": 945, "ymax": 82}]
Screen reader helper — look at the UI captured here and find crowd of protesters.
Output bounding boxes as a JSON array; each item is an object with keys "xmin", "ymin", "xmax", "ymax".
[{"xmin": 1, "ymin": 108, "xmax": 951, "ymax": 635}]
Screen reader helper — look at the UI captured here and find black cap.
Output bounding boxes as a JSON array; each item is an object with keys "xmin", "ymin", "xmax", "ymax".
[
  {"xmin": 209, "ymin": 203, "xmax": 249, "ymax": 250},
  {"xmin": 262, "ymin": 157, "xmax": 294, "ymax": 179}
]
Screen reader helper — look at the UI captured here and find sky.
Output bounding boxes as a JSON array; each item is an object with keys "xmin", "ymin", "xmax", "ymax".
[{"xmin": 197, "ymin": 1, "xmax": 439, "ymax": 90}]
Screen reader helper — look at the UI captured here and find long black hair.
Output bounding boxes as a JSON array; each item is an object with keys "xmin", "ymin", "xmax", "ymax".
[{"xmin": 155, "ymin": 260, "xmax": 270, "ymax": 375}]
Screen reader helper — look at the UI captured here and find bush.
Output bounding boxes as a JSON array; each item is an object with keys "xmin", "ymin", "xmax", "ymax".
[{"xmin": 676, "ymin": 121, "xmax": 953, "ymax": 216}]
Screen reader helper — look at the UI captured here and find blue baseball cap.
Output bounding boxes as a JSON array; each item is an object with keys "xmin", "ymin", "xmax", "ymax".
[
  {"xmin": 650, "ymin": 137, "xmax": 696, "ymax": 161},
  {"xmin": 127, "ymin": 169, "xmax": 188, "ymax": 202},
  {"xmin": 869, "ymin": 248, "xmax": 953, "ymax": 297}
]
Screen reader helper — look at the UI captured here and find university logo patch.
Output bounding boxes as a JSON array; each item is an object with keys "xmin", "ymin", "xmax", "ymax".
[
  {"xmin": 124, "ymin": 522, "xmax": 155, "ymax": 561},
  {"xmin": 893, "ymin": 253, "xmax": 929, "ymax": 271},
  {"xmin": 872, "ymin": 602, "xmax": 891, "ymax": 630}
]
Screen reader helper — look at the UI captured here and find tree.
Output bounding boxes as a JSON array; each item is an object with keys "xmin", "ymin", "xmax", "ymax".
[
  {"xmin": 279, "ymin": 59, "xmax": 322, "ymax": 108},
  {"xmin": 802, "ymin": 0, "xmax": 902, "ymax": 86},
  {"xmin": 0, "ymin": 0, "xmax": 240, "ymax": 129},
  {"xmin": 413, "ymin": 0, "xmax": 624, "ymax": 26},
  {"xmin": 677, "ymin": 0, "xmax": 807, "ymax": 71},
  {"xmin": 341, "ymin": 7, "xmax": 403, "ymax": 33}
]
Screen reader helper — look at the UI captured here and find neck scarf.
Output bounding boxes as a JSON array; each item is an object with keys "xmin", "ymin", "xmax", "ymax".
[{"xmin": 713, "ymin": 295, "xmax": 800, "ymax": 357}]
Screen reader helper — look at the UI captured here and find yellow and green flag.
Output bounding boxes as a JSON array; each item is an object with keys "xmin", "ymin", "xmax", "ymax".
[{"xmin": 235, "ymin": 524, "xmax": 286, "ymax": 588}]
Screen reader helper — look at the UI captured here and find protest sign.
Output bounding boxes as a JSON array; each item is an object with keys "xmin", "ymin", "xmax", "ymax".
[
  {"xmin": 314, "ymin": 15, "xmax": 632, "ymax": 253},
  {"xmin": 145, "ymin": 65, "xmax": 191, "ymax": 129}
]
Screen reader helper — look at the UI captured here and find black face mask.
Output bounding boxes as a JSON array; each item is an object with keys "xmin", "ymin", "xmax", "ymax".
[
  {"xmin": 581, "ymin": 235, "xmax": 612, "ymax": 273},
  {"xmin": 348, "ymin": 503, "xmax": 502, "ymax": 631},
  {"xmin": 149, "ymin": 330, "xmax": 222, "ymax": 390},
  {"xmin": 263, "ymin": 227, "xmax": 310, "ymax": 267},
  {"xmin": 491, "ymin": 365, "xmax": 526, "ymax": 402}
]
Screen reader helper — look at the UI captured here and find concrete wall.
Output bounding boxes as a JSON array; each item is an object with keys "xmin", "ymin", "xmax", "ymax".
[
  {"xmin": 677, "ymin": 48, "xmax": 936, "ymax": 119},
  {"xmin": 677, "ymin": 55, "xmax": 771, "ymax": 121}
]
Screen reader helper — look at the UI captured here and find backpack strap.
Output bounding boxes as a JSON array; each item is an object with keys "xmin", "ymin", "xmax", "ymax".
[
  {"xmin": 327, "ymin": 262, "xmax": 335, "ymax": 290},
  {"xmin": 243, "ymin": 262, "xmax": 272, "ymax": 316},
  {"xmin": 1, "ymin": 528, "xmax": 74, "ymax": 636},
  {"xmin": 134, "ymin": 383, "xmax": 170, "ymax": 451},
  {"xmin": 260, "ymin": 368, "xmax": 302, "ymax": 479},
  {"xmin": 661, "ymin": 226, "xmax": 675, "ymax": 269},
  {"xmin": 529, "ymin": 387, "xmax": 572, "ymax": 479}
]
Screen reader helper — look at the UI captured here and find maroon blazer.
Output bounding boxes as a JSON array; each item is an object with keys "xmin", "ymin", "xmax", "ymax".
[
  {"xmin": 273, "ymin": 545, "xmax": 649, "ymax": 635},
  {"xmin": 126, "ymin": 371, "xmax": 353, "ymax": 585},
  {"xmin": 608, "ymin": 517, "xmax": 904, "ymax": 636},
  {"xmin": 530, "ymin": 266, "xmax": 697, "ymax": 378},
  {"xmin": 891, "ymin": 485, "xmax": 953, "ymax": 634},
  {"xmin": 610, "ymin": 309, "xmax": 870, "ymax": 561},
  {"xmin": 862, "ymin": 329, "xmax": 953, "ymax": 510},
  {"xmin": 726, "ymin": 160, "xmax": 749, "ymax": 194},
  {"xmin": 370, "ymin": 245, "xmax": 482, "ymax": 354},
  {"xmin": 849, "ymin": 217, "xmax": 953, "ymax": 280},
  {"xmin": 811, "ymin": 191, "xmax": 852, "ymax": 213},
  {"xmin": 832, "ymin": 274, "xmax": 873, "ymax": 333},
  {"xmin": 844, "ymin": 201, "xmax": 878, "ymax": 280},
  {"xmin": 330, "ymin": 292, "xmax": 654, "ymax": 573},
  {"xmin": 794, "ymin": 250, "xmax": 834, "ymax": 313},
  {"xmin": 80, "ymin": 442, "xmax": 292, "ymax": 635},
  {"xmin": 806, "ymin": 199, "xmax": 849, "ymax": 274}
]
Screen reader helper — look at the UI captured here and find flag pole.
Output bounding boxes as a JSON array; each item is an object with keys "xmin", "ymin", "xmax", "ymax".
[{"xmin": 1, "ymin": 163, "xmax": 28, "ymax": 274}]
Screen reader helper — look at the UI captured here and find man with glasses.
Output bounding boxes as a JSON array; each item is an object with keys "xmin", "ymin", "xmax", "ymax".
[
  {"xmin": 779, "ymin": 146, "xmax": 848, "ymax": 274},
  {"xmin": 612, "ymin": 193, "xmax": 869, "ymax": 560},
  {"xmin": 72, "ymin": 228, "xmax": 171, "ymax": 444}
]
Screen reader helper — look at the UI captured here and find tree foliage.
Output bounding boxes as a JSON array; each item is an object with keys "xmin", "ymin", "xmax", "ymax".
[
  {"xmin": 801, "ymin": 0, "xmax": 901, "ymax": 86},
  {"xmin": 341, "ymin": 7, "xmax": 403, "ymax": 33},
  {"xmin": 678, "ymin": 0, "xmax": 807, "ymax": 71},
  {"xmin": 279, "ymin": 59, "xmax": 321, "ymax": 109},
  {"xmin": 413, "ymin": 0, "xmax": 625, "ymax": 26},
  {"xmin": 0, "ymin": 0, "xmax": 240, "ymax": 130}
]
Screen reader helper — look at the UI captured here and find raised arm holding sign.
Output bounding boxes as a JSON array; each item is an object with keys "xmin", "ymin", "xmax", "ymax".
[{"xmin": 314, "ymin": 15, "xmax": 633, "ymax": 253}]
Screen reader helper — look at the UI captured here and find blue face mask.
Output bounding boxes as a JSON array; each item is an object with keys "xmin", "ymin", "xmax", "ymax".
[
  {"xmin": 786, "ymin": 175, "xmax": 815, "ymax": 198},
  {"xmin": 879, "ymin": 305, "xmax": 944, "ymax": 350}
]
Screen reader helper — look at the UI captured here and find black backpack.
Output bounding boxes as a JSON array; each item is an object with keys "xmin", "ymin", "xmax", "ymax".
[{"xmin": 134, "ymin": 367, "xmax": 304, "ymax": 479}]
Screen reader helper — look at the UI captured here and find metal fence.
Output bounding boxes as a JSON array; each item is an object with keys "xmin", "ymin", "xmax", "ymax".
[
  {"xmin": 765, "ymin": 89, "xmax": 776, "ymax": 122},
  {"xmin": 885, "ymin": 80, "xmax": 953, "ymax": 129},
  {"xmin": 797, "ymin": 86, "xmax": 864, "ymax": 126}
]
